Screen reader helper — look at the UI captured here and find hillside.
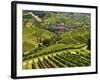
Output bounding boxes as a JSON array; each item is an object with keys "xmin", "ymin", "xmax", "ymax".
[
  {"xmin": 22, "ymin": 11, "xmax": 91, "ymax": 69},
  {"xmin": 59, "ymin": 26, "xmax": 90, "ymax": 45},
  {"xmin": 23, "ymin": 26, "xmax": 55, "ymax": 53}
]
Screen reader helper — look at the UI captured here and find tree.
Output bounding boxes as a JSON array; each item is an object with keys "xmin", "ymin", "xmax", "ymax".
[{"xmin": 87, "ymin": 39, "xmax": 91, "ymax": 50}]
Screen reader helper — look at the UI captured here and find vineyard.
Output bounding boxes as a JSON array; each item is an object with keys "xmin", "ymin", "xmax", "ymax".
[
  {"xmin": 22, "ymin": 11, "xmax": 91, "ymax": 69},
  {"xmin": 23, "ymin": 47, "xmax": 91, "ymax": 69}
]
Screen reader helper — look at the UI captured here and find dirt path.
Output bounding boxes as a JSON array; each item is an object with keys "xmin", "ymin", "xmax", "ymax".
[{"xmin": 69, "ymin": 31, "xmax": 80, "ymax": 44}]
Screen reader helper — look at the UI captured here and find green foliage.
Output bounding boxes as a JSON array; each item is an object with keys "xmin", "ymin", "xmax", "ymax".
[
  {"xmin": 22, "ymin": 11, "xmax": 91, "ymax": 69},
  {"xmin": 23, "ymin": 26, "xmax": 55, "ymax": 53},
  {"xmin": 59, "ymin": 26, "xmax": 90, "ymax": 45},
  {"xmin": 59, "ymin": 31, "xmax": 77, "ymax": 45},
  {"xmin": 23, "ymin": 48, "xmax": 91, "ymax": 69}
]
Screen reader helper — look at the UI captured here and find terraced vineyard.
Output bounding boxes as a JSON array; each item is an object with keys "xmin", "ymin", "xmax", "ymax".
[
  {"xmin": 23, "ymin": 47, "xmax": 91, "ymax": 69},
  {"xmin": 22, "ymin": 11, "xmax": 91, "ymax": 69},
  {"xmin": 59, "ymin": 26, "xmax": 90, "ymax": 45}
]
